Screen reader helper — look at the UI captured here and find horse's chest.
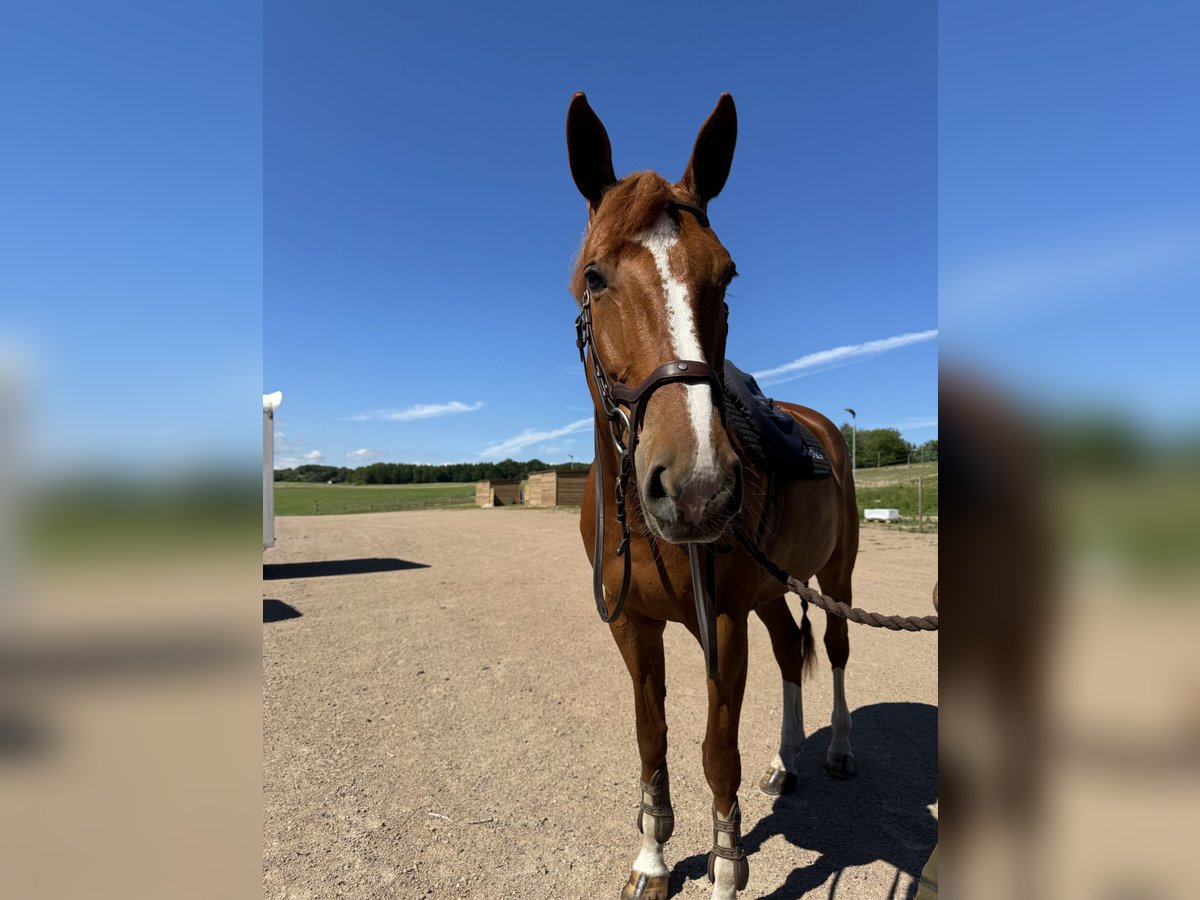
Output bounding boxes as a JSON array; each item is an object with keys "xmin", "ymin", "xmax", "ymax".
[{"xmin": 625, "ymin": 543, "xmax": 773, "ymax": 623}]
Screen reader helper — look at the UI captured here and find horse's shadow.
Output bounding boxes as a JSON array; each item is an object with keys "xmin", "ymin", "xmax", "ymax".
[
  {"xmin": 263, "ymin": 557, "xmax": 429, "ymax": 580},
  {"xmin": 671, "ymin": 702, "xmax": 937, "ymax": 899}
]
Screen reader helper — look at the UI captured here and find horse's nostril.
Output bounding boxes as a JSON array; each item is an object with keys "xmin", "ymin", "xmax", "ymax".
[{"xmin": 647, "ymin": 465, "xmax": 668, "ymax": 501}]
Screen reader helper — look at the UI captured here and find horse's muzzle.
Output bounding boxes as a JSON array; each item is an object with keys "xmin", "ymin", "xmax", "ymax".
[{"xmin": 642, "ymin": 459, "xmax": 742, "ymax": 543}]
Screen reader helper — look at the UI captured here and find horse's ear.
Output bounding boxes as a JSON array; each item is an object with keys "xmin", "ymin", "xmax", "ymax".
[
  {"xmin": 681, "ymin": 93, "xmax": 737, "ymax": 206},
  {"xmin": 567, "ymin": 92, "xmax": 616, "ymax": 211}
]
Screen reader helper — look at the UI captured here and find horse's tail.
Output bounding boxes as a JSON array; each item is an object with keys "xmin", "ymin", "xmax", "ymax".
[{"xmin": 800, "ymin": 597, "xmax": 816, "ymax": 679}]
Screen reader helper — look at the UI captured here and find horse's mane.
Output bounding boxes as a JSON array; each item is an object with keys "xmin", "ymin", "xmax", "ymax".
[{"xmin": 570, "ymin": 171, "xmax": 681, "ymax": 301}]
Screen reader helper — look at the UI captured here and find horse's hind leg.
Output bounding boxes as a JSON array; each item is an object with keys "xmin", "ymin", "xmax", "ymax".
[
  {"xmin": 817, "ymin": 553, "xmax": 856, "ymax": 779},
  {"xmin": 610, "ymin": 611, "xmax": 673, "ymax": 900},
  {"xmin": 753, "ymin": 595, "xmax": 814, "ymax": 795}
]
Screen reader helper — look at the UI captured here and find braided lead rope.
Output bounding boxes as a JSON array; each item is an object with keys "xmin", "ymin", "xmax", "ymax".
[
  {"xmin": 791, "ymin": 579, "xmax": 939, "ymax": 632},
  {"xmin": 733, "ymin": 526, "xmax": 939, "ymax": 632}
]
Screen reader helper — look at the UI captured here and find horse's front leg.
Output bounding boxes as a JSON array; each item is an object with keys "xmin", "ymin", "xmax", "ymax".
[
  {"xmin": 610, "ymin": 611, "xmax": 673, "ymax": 900},
  {"xmin": 703, "ymin": 613, "xmax": 751, "ymax": 900}
]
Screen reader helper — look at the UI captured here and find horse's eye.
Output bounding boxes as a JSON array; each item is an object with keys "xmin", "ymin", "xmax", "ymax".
[{"xmin": 585, "ymin": 267, "xmax": 607, "ymax": 292}]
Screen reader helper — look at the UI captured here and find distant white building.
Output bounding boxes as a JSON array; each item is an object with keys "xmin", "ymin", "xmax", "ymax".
[{"xmin": 864, "ymin": 508, "xmax": 900, "ymax": 522}]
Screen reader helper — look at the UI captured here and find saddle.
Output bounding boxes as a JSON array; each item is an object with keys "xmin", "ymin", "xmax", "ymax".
[{"xmin": 720, "ymin": 361, "xmax": 833, "ymax": 480}]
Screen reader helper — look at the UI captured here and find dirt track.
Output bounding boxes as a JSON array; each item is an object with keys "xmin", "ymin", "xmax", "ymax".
[{"xmin": 263, "ymin": 509, "xmax": 938, "ymax": 899}]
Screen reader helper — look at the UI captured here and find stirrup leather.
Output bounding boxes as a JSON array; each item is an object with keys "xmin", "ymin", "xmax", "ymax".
[
  {"xmin": 706, "ymin": 798, "xmax": 750, "ymax": 890},
  {"xmin": 636, "ymin": 764, "xmax": 675, "ymax": 844}
]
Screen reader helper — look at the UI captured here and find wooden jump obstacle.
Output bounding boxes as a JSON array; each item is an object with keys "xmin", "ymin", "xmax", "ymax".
[
  {"xmin": 475, "ymin": 479, "xmax": 522, "ymax": 507},
  {"xmin": 525, "ymin": 470, "xmax": 588, "ymax": 507}
]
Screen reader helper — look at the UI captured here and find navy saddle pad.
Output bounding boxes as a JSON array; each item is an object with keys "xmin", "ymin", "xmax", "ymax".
[{"xmin": 721, "ymin": 361, "xmax": 833, "ymax": 480}]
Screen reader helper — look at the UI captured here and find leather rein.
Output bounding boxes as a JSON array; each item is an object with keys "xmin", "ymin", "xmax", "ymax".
[{"xmin": 574, "ymin": 200, "xmax": 731, "ymax": 678}]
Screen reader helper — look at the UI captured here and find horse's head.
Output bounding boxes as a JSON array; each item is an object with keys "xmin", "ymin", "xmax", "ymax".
[{"xmin": 567, "ymin": 93, "xmax": 742, "ymax": 544}]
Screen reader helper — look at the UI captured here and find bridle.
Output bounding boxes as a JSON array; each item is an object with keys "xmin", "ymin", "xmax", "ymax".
[
  {"xmin": 573, "ymin": 200, "xmax": 732, "ymax": 677},
  {"xmin": 572, "ymin": 201, "xmax": 939, "ymax": 669}
]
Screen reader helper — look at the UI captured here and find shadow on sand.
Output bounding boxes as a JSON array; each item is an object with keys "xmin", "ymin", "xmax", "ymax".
[
  {"xmin": 263, "ymin": 599, "xmax": 302, "ymax": 623},
  {"xmin": 263, "ymin": 558, "xmax": 430, "ymax": 580},
  {"xmin": 670, "ymin": 701, "xmax": 937, "ymax": 899},
  {"xmin": 0, "ymin": 707, "xmax": 55, "ymax": 762}
]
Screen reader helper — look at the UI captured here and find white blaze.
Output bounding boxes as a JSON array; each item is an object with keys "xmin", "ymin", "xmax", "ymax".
[{"xmin": 637, "ymin": 215, "xmax": 719, "ymax": 478}]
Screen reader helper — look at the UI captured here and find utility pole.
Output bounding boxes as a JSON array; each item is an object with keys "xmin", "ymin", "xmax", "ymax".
[
  {"xmin": 918, "ymin": 476, "xmax": 924, "ymax": 532},
  {"xmin": 844, "ymin": 408, "xmax": 857, "ymax": 480}
]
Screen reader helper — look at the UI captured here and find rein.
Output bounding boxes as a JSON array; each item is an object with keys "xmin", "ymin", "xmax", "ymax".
[{"xmin": 574, "ymin": 200, "xmax": 937, "ymax": 680}]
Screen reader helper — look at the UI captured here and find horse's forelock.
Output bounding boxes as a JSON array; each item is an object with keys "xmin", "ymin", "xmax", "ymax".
[{"xmin": 570, "ymin": 172, "xmax": 679, "ymax": 300}]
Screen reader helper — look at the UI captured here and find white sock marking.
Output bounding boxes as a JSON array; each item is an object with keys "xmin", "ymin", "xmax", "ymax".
[
  {"xmin": 710, "ymin": 801, "xmax": 740, "ymax": 900},
  {"xmin": 777, "ymin": 679, "xmax": 805, "ymax": 772},
  {"xmin": 830, "ymin": 666, "xmax": 853, "ymax": 758},
  {"xmin": 632, "ymin": 786, "xmax": 669, "ymax": 878},
  {"xmin": 637, "ymin": 215, "xmax": 718, "ymax": 479}
]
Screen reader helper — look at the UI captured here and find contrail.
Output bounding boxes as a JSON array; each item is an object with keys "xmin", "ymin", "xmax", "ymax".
[
  {"xmin": 752, "ymin": 329, "xmax": 938, "ymax": 387},
  {"xmin": 479, "ymin": 417, "xmax": 593, "ymax": 459},
  {"xmin": 347, "ymin": 400, "xmax": 484, "ymax": 422}
]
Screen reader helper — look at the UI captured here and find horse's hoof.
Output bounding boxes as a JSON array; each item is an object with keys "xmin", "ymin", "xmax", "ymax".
[
  {"xmin": 758, "ymin": 766, "xmax": 797, "ymax": 796},
  {"xmin": 621, "ymin": 870, "xmax": 669, "ymax": 900},
  {"xmin": 824, "ymin": 751, "xmax": 857, "ymax": 780}
]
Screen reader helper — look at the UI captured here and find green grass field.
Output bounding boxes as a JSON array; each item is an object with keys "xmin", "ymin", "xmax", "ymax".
[
  {"xmin": 852, "ymin": 462, "xmax": 938, "ymax": 522},
  {"xmin": 275, "ymin": 482, "xmax": 476, "ymax": 516},
  {"xmin": 852, "ymin": 460, "xmax": 939, "ymax": 485},
  {"xmin": 273, "ymin": 463, "xmax": 939, "ymax": 522}
]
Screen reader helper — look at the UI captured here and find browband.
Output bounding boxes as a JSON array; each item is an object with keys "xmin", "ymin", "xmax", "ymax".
[{"xmin": 668, "ymin": 200, "xmax": 710, "ymax": 229}]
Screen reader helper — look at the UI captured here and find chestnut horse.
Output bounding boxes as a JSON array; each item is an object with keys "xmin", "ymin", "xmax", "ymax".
[{"xmin": 567, "ymin": 93, "xmax": 860, "ymax": 900}]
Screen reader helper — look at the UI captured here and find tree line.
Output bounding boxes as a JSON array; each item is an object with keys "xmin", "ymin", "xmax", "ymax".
[
  {"xmin": 838, "ymin": 425, "xmax": 938, "ymax": 469},
  {"xmin": 273, "ymin": 458, "xmax": 586, "ymax": 485},
  {"xmin": 276, "ymin": 427, "xmax": 938, "ymax": 485}
]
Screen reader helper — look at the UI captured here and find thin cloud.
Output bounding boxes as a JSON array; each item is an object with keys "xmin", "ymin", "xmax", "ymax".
[
  {"xmin": 278, "ymin": 449, "xmax": 325, "ymax": 467},
  {"xmin": 273, "ymin": 429, "xmax": 303, "ymax": 453},
  {"xmin": 346, "ymin": 448, "xmax": 384, "ymax": 461},
  {"xmin": 861, "ymin": 416, "xmax": 939, "ymax": 432},
  {"xmin": 894, "ymin": 416, "xmax": 939, "ymax": 431},
  {"xmin": 752, "ymin": 330, "xmax": 938, "ymax": 387},
  {"xmin": 941, "ymin": 223, "xmax": 1200, "ymax": 317},
  {"xmin": 479, "ymin": 418, "xmax": 593, "ymax": 459},
  {"xmin": 536, "ymin": 440, "xmax": 584, "ymax": 458},
  {"xmin": 348, "ymin": 400, "xmax": 484, "ymax": 422},
  {"xmin": 273, "ymin": 428, "xmax": 325, "ymax": 469}
]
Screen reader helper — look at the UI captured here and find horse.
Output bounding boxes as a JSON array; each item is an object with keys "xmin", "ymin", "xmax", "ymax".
[{"xmin": 565, "ymin": 92, "xmax": 861, "ymax": 900}]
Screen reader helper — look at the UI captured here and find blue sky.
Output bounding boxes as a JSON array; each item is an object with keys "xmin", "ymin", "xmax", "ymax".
[
  {"xmin": 4, "ymin": 3, "xmax": 1197, "ymax": 477},
  {"xmin": 264, "ymin": 1, "xmax": 937, "ymax": 467},
  {"xmin": 1, "ymin": 2, "xmax": 261, "ymax": 473},
  {"xmin": 940, "ymin": 1, "xmax": 1200, "ymax": 434}
]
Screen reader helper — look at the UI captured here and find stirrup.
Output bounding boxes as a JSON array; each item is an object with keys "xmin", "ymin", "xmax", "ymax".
[
  {"xmin": 706, "ymin": 798, "xmax": 750, "ymax": 890},
  {"xmin": 636, "ymin": 764, "xmax": 674, "ymax": 844}
]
